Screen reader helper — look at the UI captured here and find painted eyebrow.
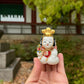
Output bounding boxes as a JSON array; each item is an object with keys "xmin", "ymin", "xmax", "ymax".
[
  {"xmin": 43, "ymin": 40, "xmax": 46, "ymax": 41},
  {"xmin": 43, "ymin": 39, "xmax": 46, "ymax": 40},
  {"xmin": 49, "ymin": 39, "xmax": 52, "ymax": 40}
]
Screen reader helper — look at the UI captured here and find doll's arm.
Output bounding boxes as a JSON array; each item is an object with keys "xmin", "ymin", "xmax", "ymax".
[
  {"xmin": 37, "ymin": 51, "xmax": 43, "ymax": 57},
  {"xmin": 51, "ymin": 49, "xmax": 58, "ymax": 57}
]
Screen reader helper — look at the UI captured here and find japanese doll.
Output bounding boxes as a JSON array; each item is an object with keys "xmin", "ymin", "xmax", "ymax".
[{"xmin": 37, "ymin": 27, "xmax": 59, "ymax": 65}]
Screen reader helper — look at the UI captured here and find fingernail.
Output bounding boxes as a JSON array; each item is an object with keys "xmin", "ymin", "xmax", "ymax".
[{"xmin": 58, "ymin": 53, "xmax": 63, "ymax": 60}]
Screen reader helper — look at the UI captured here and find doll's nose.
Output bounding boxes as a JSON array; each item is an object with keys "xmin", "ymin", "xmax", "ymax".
[{"xmin": 47, "ymin": 44, "xmax": 49, "ymax": 46}]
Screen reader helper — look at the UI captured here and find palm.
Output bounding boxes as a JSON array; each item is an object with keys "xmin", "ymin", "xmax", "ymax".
[
  {"xmin": 25, "ymin": 53, "xmax": 68, "ymax": 84},
  {"xmin": 35, "ymin": 66, "xmax": 68, "ymax": 84},
  {"xmin": 49, "ymin": 71, "xmax": 67, "ymax": 84}
]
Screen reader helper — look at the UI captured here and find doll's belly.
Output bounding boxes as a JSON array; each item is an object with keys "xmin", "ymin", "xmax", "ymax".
[{"xmin": 38, "ymin": 54, "xmax": 59, "ymax": 65}]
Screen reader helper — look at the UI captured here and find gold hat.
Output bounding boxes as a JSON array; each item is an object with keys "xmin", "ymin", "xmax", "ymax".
[{"xmin": 42, "ymin": 27, "xmax": 55, "ymax": 36}]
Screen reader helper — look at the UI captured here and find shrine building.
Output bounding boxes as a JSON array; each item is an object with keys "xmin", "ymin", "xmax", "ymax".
[{"xmin": 0, "ymin": 0, "xmax": 84, "ymax": 35}]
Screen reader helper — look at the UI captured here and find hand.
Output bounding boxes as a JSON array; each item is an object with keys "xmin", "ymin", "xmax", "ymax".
[{"xmin": 25, "ymin": 53, "xmax": 69, "ymax": 84}]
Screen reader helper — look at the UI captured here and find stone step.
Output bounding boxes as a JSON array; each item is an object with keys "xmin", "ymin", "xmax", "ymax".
[
  {"xmin": 0, "ymin": 49, "xmax": 15, "ymax": 68},
  {"xmin": 0, "ymin": 58, "xmax": 21, "ymax": 81},
  {"xmin": 0, "ymin": 43, "xmax": 10, "ymax": 52}
]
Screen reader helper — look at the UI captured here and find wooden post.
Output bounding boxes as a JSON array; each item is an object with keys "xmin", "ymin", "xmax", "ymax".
[
  {"xmin": 69, "ymin": 11, "xmax": 71, "ymax": 24},
  {"xmin": 31, "ymin": 7, "xmax": 36, "ymax": 34},
  {"xmin": 76, "ymin": 13, "xmax": 81, "ymax": 34}
]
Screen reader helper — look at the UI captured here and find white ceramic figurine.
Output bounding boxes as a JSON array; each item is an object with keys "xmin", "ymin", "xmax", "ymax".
[{"xmin": 37, "ymin": 27, "xmax": 59, "ymax": 65}]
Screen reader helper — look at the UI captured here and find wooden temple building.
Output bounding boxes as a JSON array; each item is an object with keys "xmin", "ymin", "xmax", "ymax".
[{"xmin": 0, "ymin": 0, "xmax": 84, "ymax": 35}]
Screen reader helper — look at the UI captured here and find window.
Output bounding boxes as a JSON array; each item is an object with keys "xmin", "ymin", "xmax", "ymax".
[{"xmin": 0, "ymin": 4, "xmax": 24, "ymax": 22}]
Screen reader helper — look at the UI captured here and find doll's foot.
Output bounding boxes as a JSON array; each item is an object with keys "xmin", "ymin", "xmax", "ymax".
[
  {"xmin": 47, "ymin": 56, "xmax": 59, "ymax": 65},
  {"xmin": 38, "ymin": 56, "xmax": 47, "ymax": 64}
]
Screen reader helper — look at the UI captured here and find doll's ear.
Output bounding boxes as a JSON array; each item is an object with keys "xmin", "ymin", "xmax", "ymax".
[{"xmin": 40, "ymin": 38, "xmax": 42, "ymax": 46}]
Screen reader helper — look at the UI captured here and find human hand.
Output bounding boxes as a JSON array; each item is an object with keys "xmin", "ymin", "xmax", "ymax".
[{"xmin": 25, "ymin": 53, "xmax": 69, "ymax": 84}]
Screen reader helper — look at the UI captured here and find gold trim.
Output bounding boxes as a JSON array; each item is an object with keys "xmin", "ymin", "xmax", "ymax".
[{"xmin": 39, "ymin": 55, "xmax": 43, "ymax": 60}]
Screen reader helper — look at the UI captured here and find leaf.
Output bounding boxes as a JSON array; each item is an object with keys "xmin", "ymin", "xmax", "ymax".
[{"xmin": 23, "ymin": 0, "xmax": 84, "ymax": 26}]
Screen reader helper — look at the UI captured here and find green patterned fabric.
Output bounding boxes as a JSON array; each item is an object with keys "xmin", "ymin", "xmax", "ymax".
[{"xmin": 0, "ymin": 4, "xmax": 24, "ymax": 15}]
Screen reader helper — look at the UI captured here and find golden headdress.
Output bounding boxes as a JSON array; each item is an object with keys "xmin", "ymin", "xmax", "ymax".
[{"xmin": 42, "ymin": 27, "xmax": 55, "ymax": 36}]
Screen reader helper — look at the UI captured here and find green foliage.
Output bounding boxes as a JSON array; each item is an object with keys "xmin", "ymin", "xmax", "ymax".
[
  {"xmin": 0, "ymin": 80, "xmax": 3, "ymax": 84},
  {"xmin": 23, "ymin": 0, "xmax": 84, "ymax": 26},
  {"xmin": 10, "ymin": 43, "xmax": 37, "ymax": 61},
  {"xmin": 10, "ymin": 44, "xmax": 28, "ymax": 60},
  {"xmin": 23, "ymin": 0, "xmax": 35, "ymax": 9},
  {"xmin": 56, "ymin": 37, "xmax": 84, "ymax": 84}
]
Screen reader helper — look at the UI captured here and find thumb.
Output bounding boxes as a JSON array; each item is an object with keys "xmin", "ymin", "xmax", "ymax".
[{"xmin": 25, "ymin": 58, "xmax": 42, "ymax": 84}]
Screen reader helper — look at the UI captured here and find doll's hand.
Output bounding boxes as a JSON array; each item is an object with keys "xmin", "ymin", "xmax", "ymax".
[
  {"xmin": 37, "ymin": 51, "xmax": 42, "ymax": 56},
  {"xmin": 25, "ymin": 53, "xmax": 69, "ymax": 84},
  {"xmin": 51, "ymin": 49, "xmax": 58, "ymax": 57}
]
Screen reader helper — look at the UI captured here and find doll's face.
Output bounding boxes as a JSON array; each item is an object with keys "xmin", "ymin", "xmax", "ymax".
[{"xmin": 42, "ymin": 36, "xmax": 53, "ymax": 49}]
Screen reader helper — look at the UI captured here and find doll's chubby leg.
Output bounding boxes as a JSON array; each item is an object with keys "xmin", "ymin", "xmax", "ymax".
[
  {"xmin": 47, "ymin": 56, "xmax": 59, "ymax": 65},
  {"xmin": 38, "ymin": 56, "xmax": 47, "ymax": 64}
]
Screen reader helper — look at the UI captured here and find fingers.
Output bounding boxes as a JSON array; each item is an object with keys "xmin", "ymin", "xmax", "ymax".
[
  {"xmin": 57, "ymin": 53, "xmax": 66, "ymax": 74},
  {"xmin": 46, "ymin": 64, "xmax": 58, "ymax": 72},
  {"xmin": 39, "ymin": 64, "xmax": 51, "ymax": 84},
  {"xmin": 42, "ymin": 64, "xmax": 46, "ymax": 71},
  {"xmin": 46, "ymin": 64, "xmax": 51, "ymax": 72},
  {"xmin": 39, "ymin": 71, "xmax": 49, "ymax": 84},
  {"xmin": 25, "ymin": 57, "xmax": 43, "ymax": 84},
  {"xmin": 44, "ymin": 53, "xmax": 65, "ymax": 74},
  {"xmin": 51, "ymin": 65, "xmax": 58, "ymax": 72}
]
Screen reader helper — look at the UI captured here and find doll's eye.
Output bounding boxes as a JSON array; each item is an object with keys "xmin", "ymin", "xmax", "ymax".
[
  {"xmin": 43, "ymin": 41, "xmax": 46, "ymax": 43},
  {"xmin": 49, "ymin": 41, "xmax": 51, "ymax": 43}
]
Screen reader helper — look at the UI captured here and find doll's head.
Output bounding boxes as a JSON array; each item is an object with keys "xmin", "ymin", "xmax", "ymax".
[
  {"xmin": 40, "ymin": 37, "xmax": 56, "ymax": 49},
  {"xmin": 41, "ymin": 27, "xmax": 55, "ymax": 49}
]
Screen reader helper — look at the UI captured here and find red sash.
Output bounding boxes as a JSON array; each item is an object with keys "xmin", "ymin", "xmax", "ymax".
[
  {"xmin": 43, "ymin": 51, "xmax": 51, "ymax": 58},
  {"xmin": 37, "ymin": 45, "xmax": 57, "ymax": 58}
]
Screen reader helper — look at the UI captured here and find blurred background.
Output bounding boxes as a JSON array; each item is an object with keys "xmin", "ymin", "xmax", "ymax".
[{"xmin": 0, "ymin": 0, "xmax": 84, "ymax": 84}]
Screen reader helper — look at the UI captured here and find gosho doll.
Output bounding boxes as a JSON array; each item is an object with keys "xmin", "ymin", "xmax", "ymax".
[{"xmin": 37, "ymin": 27, "xmax": 59, "ymax": 65}]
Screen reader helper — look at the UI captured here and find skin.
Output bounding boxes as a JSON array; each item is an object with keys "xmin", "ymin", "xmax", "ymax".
[{"xmin": 25, "ymin": 53, "xmax": 69, "ymax": 84}]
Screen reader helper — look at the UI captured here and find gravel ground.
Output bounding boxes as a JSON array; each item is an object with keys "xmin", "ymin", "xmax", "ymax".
[{"xmin": 3, "ymin": 61, "xmax": 33, "ymax": 84}]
